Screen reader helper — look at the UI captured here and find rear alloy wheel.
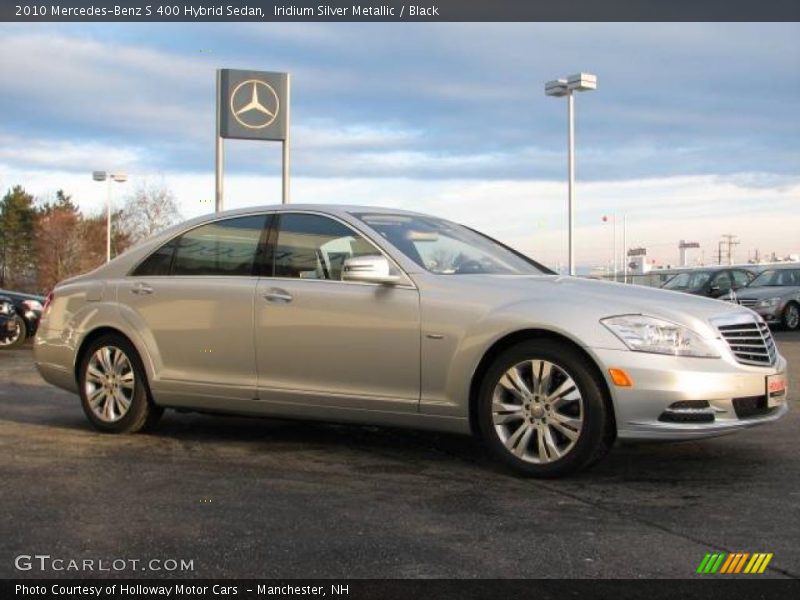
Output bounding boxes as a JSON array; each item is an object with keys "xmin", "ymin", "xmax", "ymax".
[
  {"xmin": 477, "ymin": 340, "xmax": 612, "ymax": 477},
  {"xmin": 782, "ymin": 302, "xmax": 799, "ymax": 331},
  {"xmin": 78, "ymin": 334, "xmax": 163, "ymax": 433},
  {"xmin": 0, "ymin": 316, "xmax": 26, "ymax": 348}
]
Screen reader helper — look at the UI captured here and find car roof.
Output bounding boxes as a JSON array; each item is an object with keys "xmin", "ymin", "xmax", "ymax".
[
  {"xmin": 756, "ymin": 264, "xmax": 800, "ymax": 270},
  {"xmin": 0, "ymin": 289, "xmax": 45, "ymax": 301},
  {"xmin": 146, "ymin": 204, "xmax": 433, "ymax": 242},
  {"xmin": 207, "ymin": 204, "xmax": 429, "ymax": 219}
]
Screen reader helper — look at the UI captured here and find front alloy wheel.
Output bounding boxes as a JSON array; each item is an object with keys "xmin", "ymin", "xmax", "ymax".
[
  {"xmin": 492, "ymin": 359, "xmax": 584, "ymax": 464},
  {"xmin": 782, "ymin": 303, "xmax": 799, "ymax": 331},
  {"xmin": 478, "ymin": 340, "xmax": 613, "ymax": 477}
]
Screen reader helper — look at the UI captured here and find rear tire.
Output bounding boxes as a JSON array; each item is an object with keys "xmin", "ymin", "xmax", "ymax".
[
  {"xmin": 477, "ymin": 339, "xmax": 613, "ymax": 477},
  {"xmin": 0, "ymin": 316, "xmax": 26, "ymax": 348},
  {"xmin": 78, "ymin": 334, "xmax": 163, "ymax": 433}
]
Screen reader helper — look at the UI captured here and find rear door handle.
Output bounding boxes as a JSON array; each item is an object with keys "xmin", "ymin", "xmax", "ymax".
[
  {"xmin": 263, "ymin": 289, "xmax": 293, "ymax": 303},
  {"xmin": 131, "ymin": 283, "xmax": 154, "ymax": 296}
]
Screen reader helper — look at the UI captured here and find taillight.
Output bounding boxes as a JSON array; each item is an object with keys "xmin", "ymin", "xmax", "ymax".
[
  {"xmin": 42, "ymin": 291, "xmax": 54, "ymax": 316},
  {"xmin": 22, "ymin": 299, "xmax": 43, "ymax": 312}
]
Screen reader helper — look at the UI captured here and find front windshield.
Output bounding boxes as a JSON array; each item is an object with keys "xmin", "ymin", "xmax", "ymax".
[
  {"xmin": 663, "ymin": 271, "xmax": 712, "ymax": 290},
  {"xmin": 354, "ymin": 213, "xmax": 548, "ymax": 275},
  {"xmin": 749, "ymin": 269, "xmax": 800, "ymax": 287}
]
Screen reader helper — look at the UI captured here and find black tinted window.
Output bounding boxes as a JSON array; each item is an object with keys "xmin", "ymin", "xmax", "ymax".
[
  {"xmin": 713, "ymin": 272, "xmax": 732, "ymax": 292},
  {"xmin": 273, "ymin": 214, "xmax": 379, "ymax": 280},
  {"xmin": 132, "ymin": 240, "xmax": 177, "ymax": 276},
  {"xmin": 732, "ymin": 270, "xmax": 752, "ymax": 288},
  {"xmin": 172, "ymin": 215, "xmax": 267, "ymax": 276}
]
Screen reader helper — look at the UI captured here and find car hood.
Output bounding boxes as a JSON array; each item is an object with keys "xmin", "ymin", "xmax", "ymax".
[
  {"xmin": 436, "ymin": 274, "xmax": 755, "ymax": 337},
  {"xmin": 660, "ymin": 286, "xmax": 703, "ymax": 295},
  {"xmin": 735, "ymin": 286, "xmax": 800, "ymax": 300}
]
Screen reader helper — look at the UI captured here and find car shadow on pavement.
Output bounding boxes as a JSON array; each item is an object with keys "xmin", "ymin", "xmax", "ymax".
[{"xmin": 0, "ymin": 380, "xmax": 784, "ymax": 487}]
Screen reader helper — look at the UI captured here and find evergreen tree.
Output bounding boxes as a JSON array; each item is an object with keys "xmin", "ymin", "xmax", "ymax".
[{"xmin": 0, "ymin": 186, "xmax": 37, "ymax": 290}]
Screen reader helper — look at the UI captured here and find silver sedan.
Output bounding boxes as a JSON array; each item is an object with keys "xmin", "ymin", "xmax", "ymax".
[{"xmin": 34, "ymin": 205, "xmax": 789, "ymax": 476}]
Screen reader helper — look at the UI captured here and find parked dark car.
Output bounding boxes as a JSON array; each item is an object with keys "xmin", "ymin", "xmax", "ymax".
[
  {"xmin": 0, "ymin": 295, "xmax": 18, "ymax": 344},
  {"xmin": 0, "ymin": 289, "xmax": 45, "ymax": 348},
  {"xmin": 628, "ymin": 269, "xmax": 684, "ymax": 288},
  {"xmin": 726, "ymin": 266, "xmax": 800, "ymax": 331},
  {"xmin": 661, "ymin": 267, "xmax": 756, "ymax": 299}
]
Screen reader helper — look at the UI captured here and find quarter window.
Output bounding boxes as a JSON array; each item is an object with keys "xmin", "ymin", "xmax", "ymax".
[
  {"xmin": 171, "ymin": 215, "xmax": 268, "ymax": 276},
  {"xmin": 272, "ymin": 214, "xmax": 381, "ymax": 280},
  {"xmin": 132, "ymin": 240, "xmax": 177, "ymax": 276}
]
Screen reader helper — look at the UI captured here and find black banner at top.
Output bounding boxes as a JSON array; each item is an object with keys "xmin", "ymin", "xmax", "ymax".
[{"xmin": 3, "ymin": 0, "xmax": 800, "ymax": 22}]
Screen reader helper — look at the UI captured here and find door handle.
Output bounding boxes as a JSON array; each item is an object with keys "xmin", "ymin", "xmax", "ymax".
[
  {"xmin": 263, "ymin": 289, "xmax": 293, "ymax": 303},
  {"xmin": 131, "ymin": 283, "xmax": 154, "ymax": 296}
]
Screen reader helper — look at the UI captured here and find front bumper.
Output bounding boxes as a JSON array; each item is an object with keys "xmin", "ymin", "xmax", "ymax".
[
  {"xmin": 747, "ymin": 305, "xmax": 783, "ymax": 325},
  {"xmin": 591, "ymin": 347, "xmax": 789, "ymax": 441}
]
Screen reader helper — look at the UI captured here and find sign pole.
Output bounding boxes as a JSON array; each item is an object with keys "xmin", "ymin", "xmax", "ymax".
[
  {"xmin": 215, "ymin": 69, "xmax": 225, "ymax": 213},
  {"xmin": 218, "ymin": 68, "xmax": 289, "ymax": 205},
  {"xmin": 282, "ymin": 74, "xmax": 291, "ymax": 204}
]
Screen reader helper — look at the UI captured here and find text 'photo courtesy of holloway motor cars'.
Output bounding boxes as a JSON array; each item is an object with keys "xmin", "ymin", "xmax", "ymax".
[{"xmin": 33, "ymin": 205, "xmax": 789, "ymax": 477}]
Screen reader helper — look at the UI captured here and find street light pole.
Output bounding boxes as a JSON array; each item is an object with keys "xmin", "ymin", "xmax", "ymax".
[
  {"xmin": 545, "ymin": 73, "xmax": 597, "ymax": 276},
  {"xmin": 92, "ymin": 170, "xmax": 128, "ymax": 262},
  {"xmin": 567, "ymin": 92, "xmax": 575, "ymax": 276},
  {"xmin": 106, "ymin": 181, "xmax": 112, "ymax": 262},
  {"xmin": 612, "ymin": 215, "xmax": 617, "ymax": 282},
  {"xmin": 622, "ymin": 214, "xmax": 628, "ymax": 284}
]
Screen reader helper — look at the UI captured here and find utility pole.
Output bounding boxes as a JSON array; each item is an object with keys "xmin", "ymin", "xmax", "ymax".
[{"xmin": 720, "ymin": 234, "xmax": 739, "ymax": 265}]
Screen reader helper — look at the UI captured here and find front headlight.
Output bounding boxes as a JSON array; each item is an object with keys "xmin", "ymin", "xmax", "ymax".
[
  {"xmin": 601, "ymin": 315, "xmax": 720, "ymax": 358},
  {"xmin": 755, "ymin": 297, "xmax": 781, "ymax": 308}
]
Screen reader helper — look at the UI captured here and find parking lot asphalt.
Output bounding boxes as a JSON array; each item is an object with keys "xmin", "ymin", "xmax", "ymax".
[{"xmin": 1, "ymin": 332, "xmax": 798, "ymax": 579}]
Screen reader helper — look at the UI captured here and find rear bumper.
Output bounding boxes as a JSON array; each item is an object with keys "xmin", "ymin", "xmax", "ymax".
[
  {"xmin": 33, "ymin": 327, "xmax": 79, "ymax": 393},
  {"xmin": 591, "ymin": 347, "xmax": 789, "ymax": 441}
]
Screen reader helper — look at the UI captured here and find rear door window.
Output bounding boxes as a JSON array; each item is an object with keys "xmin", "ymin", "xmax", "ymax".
[{"xmin": 170, "ymin": 214, "xmax": 268, "ymax": 276}]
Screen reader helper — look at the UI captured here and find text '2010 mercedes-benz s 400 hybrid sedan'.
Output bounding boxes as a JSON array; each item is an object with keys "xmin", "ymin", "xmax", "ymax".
[{"xmin": 34, "ymin": 205, "xmax": 789, "ymax": 476}]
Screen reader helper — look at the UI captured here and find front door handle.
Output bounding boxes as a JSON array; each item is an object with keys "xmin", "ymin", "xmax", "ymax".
[
  {"xmin": 131, "ymin": 283, "xmax": 154, "ymax": 295},
  {"xmin": 263, "ymin": 289, "xmax": 293, "ymax": 303}
]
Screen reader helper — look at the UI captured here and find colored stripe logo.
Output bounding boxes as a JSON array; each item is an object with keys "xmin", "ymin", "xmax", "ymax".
[{"xmin": 697, "ymin": 552, "xmax": 773, "ymax": 574}]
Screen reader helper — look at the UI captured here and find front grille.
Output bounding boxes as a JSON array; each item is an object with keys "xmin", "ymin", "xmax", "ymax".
[
  {"xmin": 732, "ymin": 395, "xmax": 774, "ymax": 419},
  {"xmin": 717, "ymin": 318, "xmax": 777, "ymax": 366},
  {"xmin": 738, "ymin": 299, "xmax": 758, "ymax": 307}
]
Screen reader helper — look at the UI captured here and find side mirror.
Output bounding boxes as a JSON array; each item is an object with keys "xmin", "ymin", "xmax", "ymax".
[{"xmin": 342, "ymin": 255, "xmax": 400, "ymax": 285}]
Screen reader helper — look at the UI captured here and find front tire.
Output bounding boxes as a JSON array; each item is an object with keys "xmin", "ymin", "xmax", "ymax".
[
  {"xmin": 477, "ymin": 340, "xmax": 612, "ymax": 477},
  {"xmin": 782, "ymin": 302, "xmax": 799, "ymax": 331},
  {"xmin": 78, "ymin": 334, "xmax": 163, "ymax": 433}
]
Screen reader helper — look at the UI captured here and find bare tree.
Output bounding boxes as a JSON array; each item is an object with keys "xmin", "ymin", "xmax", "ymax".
[
  {"xmin": 118, "ymin": 182, "xmax": 181, "ymax": 244},
  {"xmin": 34, "ymin": 190, "xmax": 83, "ymax": 291},
  {"xmin": 80, "ymin": 211, "xmax": 133, "ymax": 272}
]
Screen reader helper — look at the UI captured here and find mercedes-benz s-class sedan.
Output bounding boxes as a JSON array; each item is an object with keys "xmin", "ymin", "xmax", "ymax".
[{"xmin": 34, "ymin": 205, "xmax": 789, "ymax": 477}]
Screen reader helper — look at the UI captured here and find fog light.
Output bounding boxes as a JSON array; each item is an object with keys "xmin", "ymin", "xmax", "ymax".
[{"xmin": 608, "ymin": 368, "xmax": 633, "ymax": 387}]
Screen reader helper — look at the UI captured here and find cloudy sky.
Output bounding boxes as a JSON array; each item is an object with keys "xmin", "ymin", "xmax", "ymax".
[{"xmin": 1, "ymin": 22, "xmax": 798, "ymax": 271}]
